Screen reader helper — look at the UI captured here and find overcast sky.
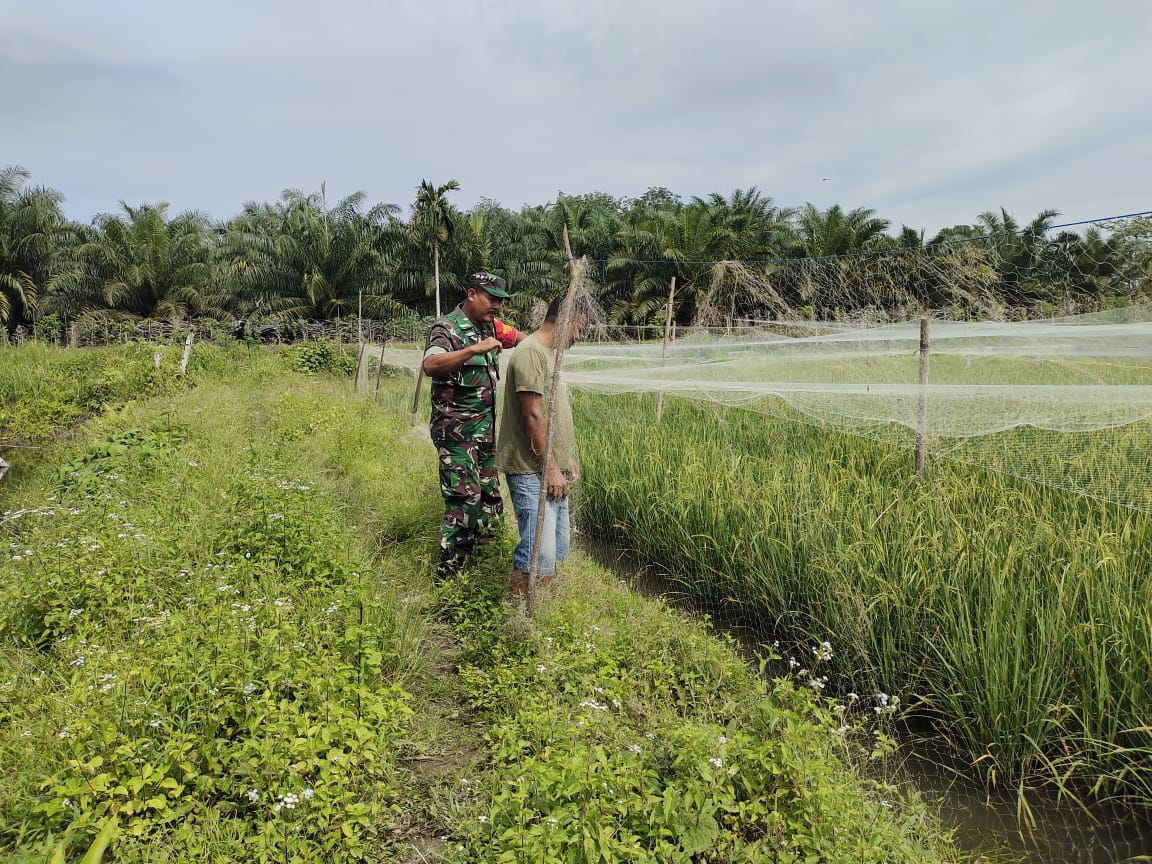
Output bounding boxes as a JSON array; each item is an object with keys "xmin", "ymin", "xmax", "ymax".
[{"xmin": 3, "ymin": 0, "xmax": 1150, "ymax": 236}]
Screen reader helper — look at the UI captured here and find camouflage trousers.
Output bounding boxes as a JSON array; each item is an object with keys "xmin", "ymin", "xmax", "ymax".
[{"xmin": 435, "ymin": 439, "xmax": 503, "ymax": 559}]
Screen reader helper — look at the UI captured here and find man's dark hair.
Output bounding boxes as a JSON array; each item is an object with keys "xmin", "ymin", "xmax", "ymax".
[{"xmin": 544, "ymin": 294, "xmax": 592, "ymax": 323}]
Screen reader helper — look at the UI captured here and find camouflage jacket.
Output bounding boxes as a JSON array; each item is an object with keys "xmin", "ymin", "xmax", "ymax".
[{"xmin": 425, "ymin": 306, "xmax": 501, "ymax": 443}]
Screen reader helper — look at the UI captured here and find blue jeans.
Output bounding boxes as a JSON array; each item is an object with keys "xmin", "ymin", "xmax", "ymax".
[{"xmin": 506, "ymin": 473, "xmax": 570, "ymax": 576}]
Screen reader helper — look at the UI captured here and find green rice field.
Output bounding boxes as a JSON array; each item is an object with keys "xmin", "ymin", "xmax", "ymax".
[{"xmin": 573, "ymin": 391, "xmax": 1152, "ymax": 809}]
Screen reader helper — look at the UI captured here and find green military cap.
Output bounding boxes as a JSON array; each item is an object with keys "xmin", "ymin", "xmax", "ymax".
[{"xmin": 466, "ymin": 271, "xmax": 510, "ymax": 298}]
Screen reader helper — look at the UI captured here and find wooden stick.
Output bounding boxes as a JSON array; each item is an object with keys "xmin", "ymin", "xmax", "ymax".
[
  {"xmin": 914, "ymin": 316, "xmax": 931, "ymax": 477},
  {"xmin": 374, "ymin": 343, "xmax": 387, "ymax": 402},
  {"xmin": 411, "ymin": 367, "xmax": 424, "ymax": 415},
  {"xmin": 655, "ymin": 275, "xmax": 677, "ymax": 422},
  {"xmin": 527, "ymin": 225, "xmax": 581, "ymax": 617},
  {"xmin": 179, "ymin": 328, "xmax": 195, "ymax": 375}
]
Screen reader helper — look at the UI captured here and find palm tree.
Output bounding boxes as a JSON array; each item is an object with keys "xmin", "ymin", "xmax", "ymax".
[
  {"xmin": 0, "ymin": 166, "xmax": 71, "ymax": 331},
  {"xmin": 224, "ymin": 187, "xmax": 409, "ymax": 321},
  {"xmin": 49, "ymin": 202, "xmax": 223, "ymax": 324},
  {"xmin": 784, "ymin": 204, "xmax": 892, "ymax": 314},
  {"xmin": 411, "ymin": 179, "xmax": 460, "ymax": 318}
]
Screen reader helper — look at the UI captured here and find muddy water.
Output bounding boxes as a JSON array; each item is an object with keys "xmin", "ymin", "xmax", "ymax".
[{"xmin": 578, "ymin": 538, "xmax": 1152, "ymax": 864}]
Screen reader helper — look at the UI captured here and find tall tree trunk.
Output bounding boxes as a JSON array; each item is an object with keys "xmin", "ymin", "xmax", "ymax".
[{"xmin": 433, "ymin": 239, "xmax": 441, "ymax": 319}]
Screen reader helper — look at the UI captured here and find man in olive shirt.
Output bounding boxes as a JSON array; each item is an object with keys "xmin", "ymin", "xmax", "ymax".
[{"xmin": 496, "ymin": 295, "xmax": 587, "ymax": 598}]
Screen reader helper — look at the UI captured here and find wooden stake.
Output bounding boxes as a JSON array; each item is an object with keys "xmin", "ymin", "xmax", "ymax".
[
  {"xmin": 914, "ymin": 316, "xmax": 931, "ymax": 477},
  {"xmin": 355, "ymin": 292, "xmax": 364, "ymax": 392},
  {"xmin": 374, "ymin": 343, "xmax": 387, "ymax": 402},
  {"xmin": 527, "ymin": 224, "xmax": 581, "ymax": 617},
  {"xmin": 655, "ymin": 275, "xmax": 677, "ymax": 422},
  {"xmin": 411, "ymin": 367, "xmax": 425, "ymax": 415},
  {"xmin": 179, "ymin": 328, "xmax": 195, "ymax": 375}
]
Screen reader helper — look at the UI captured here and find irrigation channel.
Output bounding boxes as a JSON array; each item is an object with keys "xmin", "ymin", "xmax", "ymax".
[{"xmin": 579, "ymin": 537, "xmax": 1152, "ymax": 864}]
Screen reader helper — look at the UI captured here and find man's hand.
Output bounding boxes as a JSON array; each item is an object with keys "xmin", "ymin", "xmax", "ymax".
[
  {"xmin": 473, "ymin": 336, "xmax": 502, "ymax": 356},
  {"xmin": 568, "ymin": 460, "xmax": 581, "ymax": 484},
  {"xmin": 546, "ymin": 464, "xmax": 569, "ymax": 501}
]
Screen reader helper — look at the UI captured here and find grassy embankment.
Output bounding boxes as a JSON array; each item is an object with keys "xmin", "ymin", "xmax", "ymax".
[
  {"xmin": 574, "ymin": 390, "xmax": 1152, "ymax": 812},
  {"xmin": 1, "ymin": 343, "xmax": 962, "ymax": 862}
]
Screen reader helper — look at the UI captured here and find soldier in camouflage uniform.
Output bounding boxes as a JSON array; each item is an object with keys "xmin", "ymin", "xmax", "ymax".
[{"xmin": 422, "ymin": 272, "xmax": 524, "ymax": 579}]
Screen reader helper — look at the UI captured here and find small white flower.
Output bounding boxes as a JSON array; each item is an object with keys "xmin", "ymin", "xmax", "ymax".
[
  {"xmin": 708, "ymin": 757, "xmax": 723, "ymax": 768},
  {"xmin": 718, "ymin": 735, "xmax": 727, "ymax": 745},
  {"xmin": 536, "ymin": 664, "xmax": 546, "ymax": 673},
  {"xmin": 247, "ymin": 789, "xmax": 260, "ymax": 802},
  {"xmin": 301, "ymin": 788, "xmax": 313, "ymax": 800}
]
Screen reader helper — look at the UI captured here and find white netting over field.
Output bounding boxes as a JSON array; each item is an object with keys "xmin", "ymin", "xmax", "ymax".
[
  {"xmin": 565, "ymin": 309, "xmax": 1152, "ymax": 436},
  {"xmin": 559, "ymin": 309, "xmax": 1152, "ymax": 511}
]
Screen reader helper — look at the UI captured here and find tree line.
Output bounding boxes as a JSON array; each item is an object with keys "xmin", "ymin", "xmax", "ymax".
[{"xmin": 3, "ymin": 164, "xmax": 1149, "ymax": 337}]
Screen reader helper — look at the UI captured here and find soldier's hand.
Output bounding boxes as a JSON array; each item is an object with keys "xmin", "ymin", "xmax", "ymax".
[{"xmin": 474, "ymin": 337, "xmax": 503, "ymax": 356}]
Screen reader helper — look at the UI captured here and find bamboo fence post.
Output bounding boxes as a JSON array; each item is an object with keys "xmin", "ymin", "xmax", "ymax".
[
  {"xmin": 527, "ymin": 225, "xmax": 582, "ymax": 617},
  {"xmin": 655, "ymin": 276, "xmax": 677, "ymax": 422},
  {"xmin": 179, "ymin": 328, "xmax": 195, "ymax": 375},
  {"xmin": 355, "ymin": 293, "xmax": 365, "ymax": 393},
  {"xmin": 374, "ymin": 342, "xmax": 387, "ymax": 402},
  {"xmin": 914, "ymin": 316, "xmax": 931, "ymax": 477}
]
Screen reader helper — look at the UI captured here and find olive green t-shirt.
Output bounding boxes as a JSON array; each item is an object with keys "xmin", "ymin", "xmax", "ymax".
[{"xmin": 496, "ymin": 334, "xmax": 575, "ymax": 476}]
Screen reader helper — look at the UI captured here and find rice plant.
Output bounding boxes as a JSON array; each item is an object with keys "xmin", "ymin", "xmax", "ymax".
[{"xmin": 573, "ymin": 391, "xmax": 1152, "ymax": 808}]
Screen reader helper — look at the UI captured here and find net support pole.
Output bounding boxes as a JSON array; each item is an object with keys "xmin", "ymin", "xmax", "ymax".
[
  {"xmin": 374, "ymin": 342, "xmax": 387, "ymax": 402},
  {"xmin": 179, "ymin": 327, "xmax": 195, "ymax": 375},
  {"xmin": 354, "ymin": 294, "xmax": 366, "ymax": 394},
  {"xmin": 914, "ymin": 316, "xmax": 931, "ymax": 477},
  {"xmin": 527, "ymin": 224, "xmax": 581, "ymax": 618},
  {"xmin": 655, "ymin": 276, "xmax": 677, "ymax": 422}
]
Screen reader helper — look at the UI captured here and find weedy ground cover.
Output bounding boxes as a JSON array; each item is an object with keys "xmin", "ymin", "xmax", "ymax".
[
  {"xmin": 1, "ymin": 346, "xmax": 964, "ymax": 862},
  {"xmin": 1, "ymin": 352, "xmax": 433, "ymax": 862},
  {"xmin": 433, "ymin": 562, "xmax": 960, "ymax": 863},
  {"xmin": 573, "ymin": 392, "xmax": 1152, "ymax": 811}
]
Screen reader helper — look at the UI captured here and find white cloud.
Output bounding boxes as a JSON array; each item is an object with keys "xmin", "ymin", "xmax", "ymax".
[{"xmin": 2, "ymin": 0, "xmax": 1150, "ymax": 232}]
